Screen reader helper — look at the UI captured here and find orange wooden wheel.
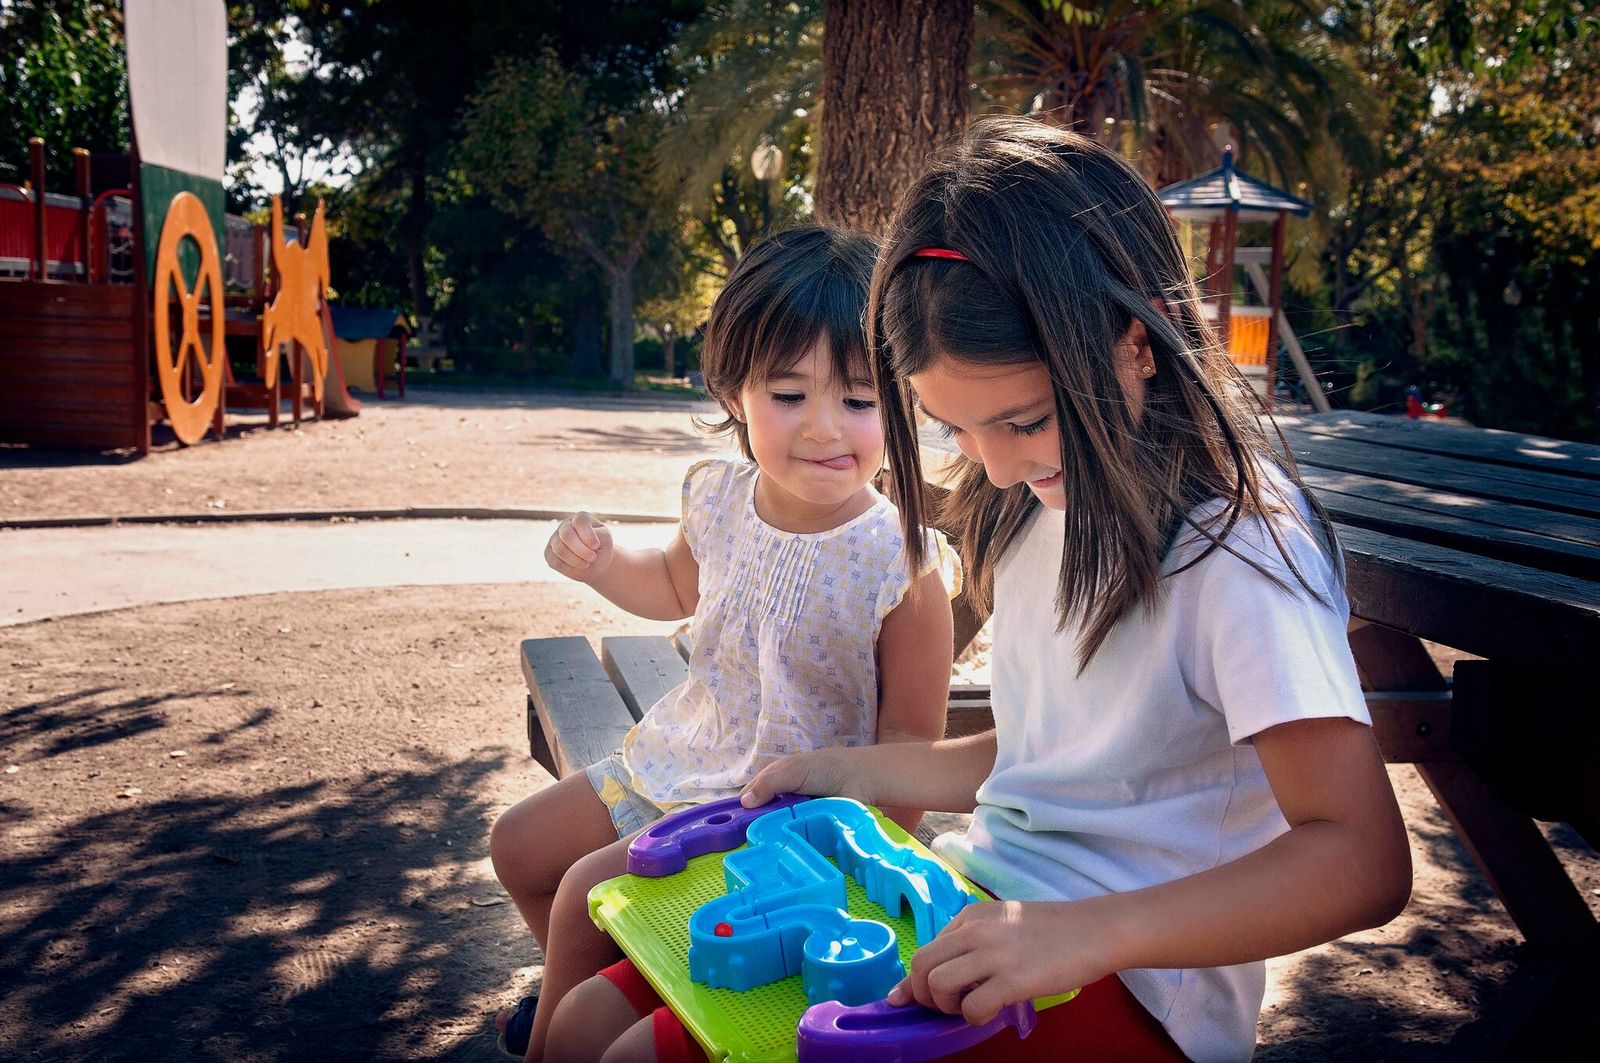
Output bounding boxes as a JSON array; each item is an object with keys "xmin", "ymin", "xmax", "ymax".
[{"xmin": 152, "ymin": 192, "xmax": 225, "ymax": 445}]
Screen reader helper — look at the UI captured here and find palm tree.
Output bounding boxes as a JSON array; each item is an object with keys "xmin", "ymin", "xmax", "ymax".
[
  {"xmin": 974, "ymin": 0, "xmax": 1372, "ymax": 188},
  {"xmin": 656, "ymin": 1, "xmax": 824, "ymax": 269}
]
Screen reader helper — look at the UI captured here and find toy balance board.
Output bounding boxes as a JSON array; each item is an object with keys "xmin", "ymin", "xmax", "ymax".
[{"xmin": 588, "ymin": 795, "xmax": 1076, "ymax": 1063}]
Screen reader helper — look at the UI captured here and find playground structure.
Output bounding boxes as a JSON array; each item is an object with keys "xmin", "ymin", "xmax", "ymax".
[
  {"xmin": 590, "ymin": 794, "xmax": 1070, "ymax": 1063},
  {"xmin": 1158, "ymin": 152, "xmax": 1331, "ymax": 412},
  {"xmin": 0, "ymin": 0, "xmax": 367, "ymax": 454},
  {"xmin": 331, "ymin": 306, "xmax": 412, "ymax": 400}
]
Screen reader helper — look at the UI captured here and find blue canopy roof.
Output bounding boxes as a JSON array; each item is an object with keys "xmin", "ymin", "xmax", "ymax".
[
  {"xmin": 329, "ymin": 306, "xmax": 409, "ymax": 341},
  {"xmin": 1157, "ymin": 152, "xmax": 1311, "ymax": 220}
]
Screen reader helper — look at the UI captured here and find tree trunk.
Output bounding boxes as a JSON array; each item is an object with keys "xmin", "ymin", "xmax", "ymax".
[
  {"xmin": 663, "ymin": 328, "xmax": 677, "ymax": 380},
  {"xmin": 569, "ymin": 284, "xmax": 604, "ymax": 378},
  {"xmin": 816, "ymin": 0, "xmax": 973, "ymax": 236},
  {"xmin": 608, "ymin": 263, "xmax": 636, "ymax": 387}
]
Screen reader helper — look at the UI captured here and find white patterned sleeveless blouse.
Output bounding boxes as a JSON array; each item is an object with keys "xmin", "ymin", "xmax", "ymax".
[{"xmin": 621, "ymin": 459, "xmax": 958, "ymax": 807}]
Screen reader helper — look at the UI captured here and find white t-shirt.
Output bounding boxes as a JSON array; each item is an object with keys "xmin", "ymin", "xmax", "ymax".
[
  {"xmin": 934, "ymin": 484, "xmax": 1368, "ymax": 1062},
  {"xmin": 623, "ymin": 459, "xmax": 959, "ymax": 806}
]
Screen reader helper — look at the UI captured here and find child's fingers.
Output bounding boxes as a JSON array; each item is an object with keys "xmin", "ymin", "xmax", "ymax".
[
  {"xmin": 554, "ymin": 519, "xmax": 601, "ymax": 563},
  {"xmin": 904, "ymin": 937, "xmax": 984, "ymax": 1016},
  {"xmin": 956, "ymin": 978, "xmax": 1011, "ymax": 1028},
  {"xmin": 571, "ymin": 511, "xmax": 610, "ymax": 552},
  {"xmin": 545, "ymin": 532, "xmax": 585, "ymax": 570},
  {"xmin": 739, "ymin": 765, "xmax": 781, "ymax": 808}
]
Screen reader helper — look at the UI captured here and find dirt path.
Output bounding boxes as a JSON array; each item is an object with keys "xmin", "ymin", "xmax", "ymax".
[{"xmin": 2, "ymin": 389, "xmax": 1596, "ymax": 1061}]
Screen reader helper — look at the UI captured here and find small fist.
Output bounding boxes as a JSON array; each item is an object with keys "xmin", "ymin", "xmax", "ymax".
[{"xmin": 546, "ymin": 511, "xmax": 614, "ymax": 583}]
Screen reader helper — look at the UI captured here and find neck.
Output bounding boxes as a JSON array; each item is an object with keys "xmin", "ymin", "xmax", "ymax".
[{"xmin": 752, "ymin": 477, "xmax": 875, "ymax": 534}]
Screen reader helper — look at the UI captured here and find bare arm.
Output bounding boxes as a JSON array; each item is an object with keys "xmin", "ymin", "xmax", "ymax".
[
  {"xmin": 872, "ymin": 566, "xmax": 956, "ymax": 832},
  {"xmin": 545, "ymin": 512, "xmax": 699, "ymax": 621},
  {"xmin": 741, "ymin": 729, "xmax": 997, "ymax": 816},
  {"xmin": 888, "ymin": 716, "xmax": 1413, "ymax": 1025}
]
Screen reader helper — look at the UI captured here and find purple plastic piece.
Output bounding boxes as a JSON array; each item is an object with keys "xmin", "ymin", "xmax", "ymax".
[
  {"xmin": 796, "ymin": 997, "xmax": 1037, "ymax": 1063},
  {"xmin": 627, "ymin": 793, "xmax": 809, "ymax": 877}
]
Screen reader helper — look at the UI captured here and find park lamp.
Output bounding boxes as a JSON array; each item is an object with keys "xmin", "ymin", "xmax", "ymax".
[
  {"xmin": 751, "ymin": 142, "xmax": 785, "ymax": 183},
  {"xmin": 751, "ymin": 141, "xmax": 785, "ymax": 237}
]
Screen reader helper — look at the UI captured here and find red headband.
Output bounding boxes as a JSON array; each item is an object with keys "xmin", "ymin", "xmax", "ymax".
[{"xmin": 910, "ymin": 247, "xmax": 968, "ymax": 261}]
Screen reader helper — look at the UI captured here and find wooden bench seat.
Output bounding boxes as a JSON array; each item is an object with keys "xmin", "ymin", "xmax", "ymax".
[{"xmin": 519, "ymin": 633, "xmax": 996, "ymax": 779}]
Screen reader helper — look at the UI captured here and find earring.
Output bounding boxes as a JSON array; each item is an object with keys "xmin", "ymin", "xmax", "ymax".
[{"xmin": 1140, "ymin": 363, "xmax": 1156, "ymax": 378}]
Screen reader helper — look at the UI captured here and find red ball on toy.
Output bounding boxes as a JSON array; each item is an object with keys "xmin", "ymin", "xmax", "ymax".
[{"xmin": 714, "ymin": 922, "xmax": 734, "ymax": 937}]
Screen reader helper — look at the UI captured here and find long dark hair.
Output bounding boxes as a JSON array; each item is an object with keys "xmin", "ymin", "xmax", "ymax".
[
  {"xmin": 699, "ymin": 225, "xmax": 879, "ymax": 460},
  {"xmin": 869, "ymin": 116, "xmax": 1338, "ymax": 668}
]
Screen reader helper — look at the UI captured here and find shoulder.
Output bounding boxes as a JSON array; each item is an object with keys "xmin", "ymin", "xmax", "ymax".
[
  {"xmin": 1167, "ymin": 474, "xmax": 1343, "ymax": 607},
  {"xmin": 682, "ymin": 460, "xmax": 755, "ymax": 545},
  {"xmin": 682, "ymin": 459, "xmax": 756, "ymax": 503}
]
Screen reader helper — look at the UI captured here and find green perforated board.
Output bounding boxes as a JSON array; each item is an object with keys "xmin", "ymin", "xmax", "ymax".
[{"xmin": 588, "ymin": 810, "xmax": 1076, "ymax": 1063}]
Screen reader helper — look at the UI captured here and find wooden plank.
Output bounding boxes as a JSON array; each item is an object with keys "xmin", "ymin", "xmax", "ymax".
[
  {"xmin": 600, "ymin": 635, "xmax": 688, "ymax": 721},
  {"xmin": 1339, "ymin": 525, "xmax": 1600, "ymax": 672},
  {"xmin": 0, "ymin": 419, "xmax": 144, "ymax": 449},
  {"xmin": 519, "ymin": 636, "xmax": 638, "ymax": 779},
  {"xmin": 0, "ymin": 375, "xmax": 144, "ymax": 403},
  {"xmin": 4, "ymin": 317, "xmax": 142, "ymax": 343},
  {"xmin": 945, "ymin": 684, "xmax": 994, "ymax": 738},
  {"xmin": 1305, "ymin": 470, "xmax": 1600, "ymax": 581},
  {"xmin": 1281, "ymin": 410, "xmax": 1600, "ymax": 481},
  {"xmin": 1364, "ymin": 692, "xmax": 1455, "ymax": 763},
  {"xmin": 1283, "ymin": 426, "xmax": 1600, "ymax": 518},
  {"xmin": 0, "ymin": 339, "xmax": 142, "ymax": 367},
  {"xmin": 0, "ymin": 281, "xmax": 134, "ymax": 316},
  {"xmin": 0, "ymin": 353, "xmax": 140, "ymax": 382}
]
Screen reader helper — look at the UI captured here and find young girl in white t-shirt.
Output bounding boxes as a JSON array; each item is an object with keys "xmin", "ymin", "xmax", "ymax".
[
  {"xmin": 489, "ymin": 226, "xmax": 959, "ymax": 1063},
  {"xmin": 732, "ymin": 120, "xmax": 1413, "ymax": 1063}
]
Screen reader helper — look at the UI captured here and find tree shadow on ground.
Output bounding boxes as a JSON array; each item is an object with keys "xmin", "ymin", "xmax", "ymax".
[
  {"xmin": 0, "ymin": 686, "xmax": 272, "ymax": 762},
  {"xmin": 0, "ymin": 751, "xmax": 520, "ymax": 1062}
]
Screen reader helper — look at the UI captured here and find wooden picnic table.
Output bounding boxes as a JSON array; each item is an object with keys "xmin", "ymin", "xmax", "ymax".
[
  {"xmin": 1274, "ymin": 413, "xmax": 1599, "ymax": 942},
  {"xmin": 921, "ymin": 407, "xmax": 1600, "ymax": 1048}
]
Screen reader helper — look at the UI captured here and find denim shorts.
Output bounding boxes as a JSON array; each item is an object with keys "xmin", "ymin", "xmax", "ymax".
[{"xmin": 584, "ymin": 750, "xmax": 675, "ymax": 839}]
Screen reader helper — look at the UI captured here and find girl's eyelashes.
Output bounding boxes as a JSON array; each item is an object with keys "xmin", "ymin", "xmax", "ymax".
[
  {"xmin": 934, "ymin": 415, "xmax": 1051, "ymax": 438},
  {"xmin": 768, "ymin": 391, "xmax": 877, "ymax": 411},
  {"xmin": 1010, "ymin": 415, "xmax": 1051, "ymax": 437}
]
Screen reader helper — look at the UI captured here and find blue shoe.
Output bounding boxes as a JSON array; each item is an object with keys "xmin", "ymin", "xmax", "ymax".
[{"xmin": 496, "ymin": 993, "xmax": 537, "ymax": 1059}]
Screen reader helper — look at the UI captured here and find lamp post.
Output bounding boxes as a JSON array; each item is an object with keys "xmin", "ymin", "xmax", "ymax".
[{"xmin": 750, "ymin": 141, "xmax": 784, "ymax": 237}]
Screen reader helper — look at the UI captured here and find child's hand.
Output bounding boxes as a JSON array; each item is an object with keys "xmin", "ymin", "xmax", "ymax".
[
  {"xmin": 545, "ymin": 511, "xmax": 615, "ymax": 583},
  {"xmin": 885, "ymin": 899, "xmax": 1116, "ymax": 1026},
  {"xmin": 740, "ymin": 748, "xmax": 866, "ymax": 808}
]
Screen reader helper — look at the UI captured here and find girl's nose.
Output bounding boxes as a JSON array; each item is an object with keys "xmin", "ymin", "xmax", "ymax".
[
  {"xmin": 967, "ymin": 437, "xmax": 1024, "ymax": 490},
  {"xmin": 803, "ymin": 404, "xmax": 843, "ymax": 441}
]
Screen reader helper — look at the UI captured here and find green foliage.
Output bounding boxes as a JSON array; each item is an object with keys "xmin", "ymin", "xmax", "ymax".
[
  {"xmin": 975, "ymin": 1, "xmax": 1371, "ymax": 190},
  {"xmin": 1310, "ymin": 0, "xmax": 1600, "ymax": 438},
  {"xmin": 0, "ymin": 0, "xmax": 128, "ymax": 187},
  {"xmin": 657, "ymin": 0, "xmax": 822, "ymax": 266},
  {"xmin": 461, "ymin": 53, "xmax": 667, "ymax": 269}
]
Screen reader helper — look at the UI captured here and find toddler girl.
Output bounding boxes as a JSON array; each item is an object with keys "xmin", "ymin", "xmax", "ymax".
[{"xmin": 490, "ymin": 225, "xmax": 959, "ymax": 1062}]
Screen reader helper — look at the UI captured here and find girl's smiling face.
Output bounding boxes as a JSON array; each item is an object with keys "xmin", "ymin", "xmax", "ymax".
[
  {"xmin": 909, "ymin": 328, "xmax": 1151, "ymax": 511},
  {"xmin": 909, "ymin": 357, "xmax": 1067, "ymax": 508}
]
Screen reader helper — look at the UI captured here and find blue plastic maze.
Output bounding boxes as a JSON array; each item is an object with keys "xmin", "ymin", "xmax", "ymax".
[
  {"xmin": 605, "ymin": 794, "xmax": 1054, "ymax": 1062},
  {"xmin": 641, "ymin": 797, "xmax": 976, "ymax": 1006}
]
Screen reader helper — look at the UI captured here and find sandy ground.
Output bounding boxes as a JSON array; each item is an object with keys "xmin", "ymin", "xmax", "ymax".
[{"xmin": 2, "ymin": 385, "xmax": 1597, "ymax": 1061}]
